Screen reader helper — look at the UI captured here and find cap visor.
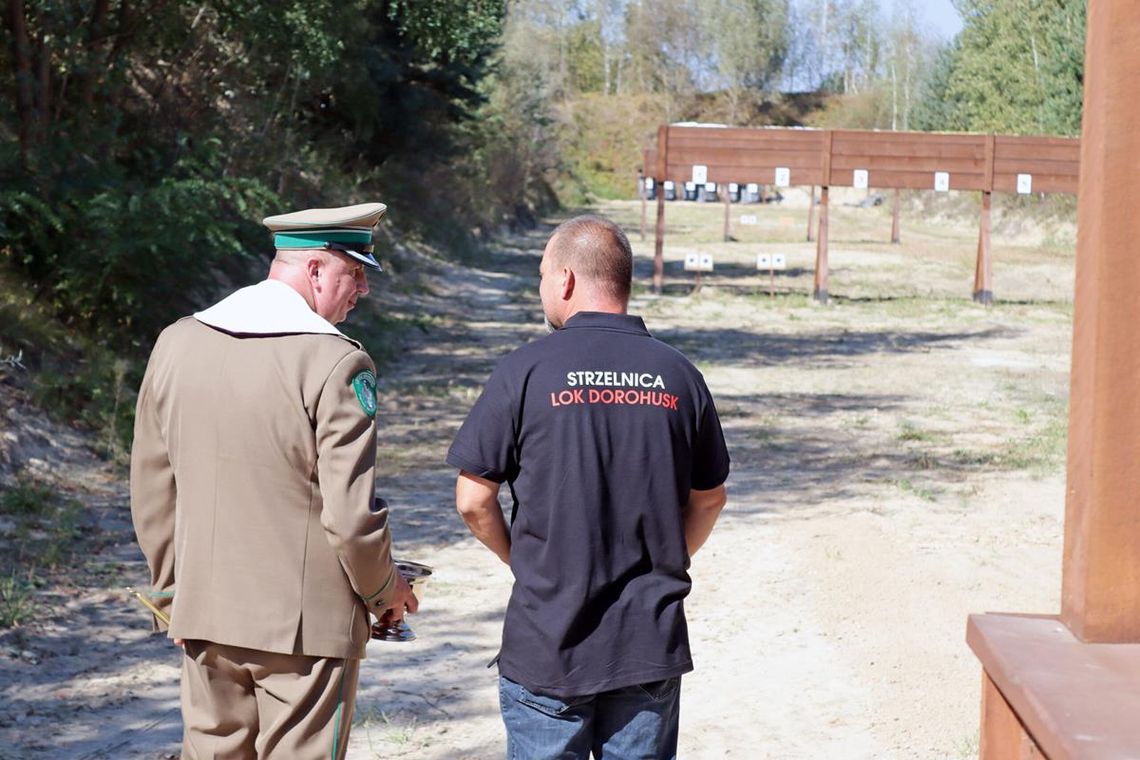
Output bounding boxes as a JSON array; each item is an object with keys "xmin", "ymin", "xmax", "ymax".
[{"xmin": 343, "ymin": 249, "xmax": 383, "ymax": 271}]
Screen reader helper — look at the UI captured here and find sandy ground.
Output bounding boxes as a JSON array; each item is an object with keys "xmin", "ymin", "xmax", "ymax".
[{"xmin": 0, "ymin": 195, "xmax": 1076, "ymax": 759}]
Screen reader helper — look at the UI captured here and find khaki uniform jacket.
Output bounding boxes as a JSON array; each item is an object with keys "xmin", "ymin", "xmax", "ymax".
[{"xmin": 131, "ymin": 306, "xmax": 398, "ymax": 660}]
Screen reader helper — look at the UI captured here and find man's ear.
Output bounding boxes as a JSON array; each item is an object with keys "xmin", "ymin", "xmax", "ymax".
[
  {"xmin": 306, "ymin": 255, "xmax": 322, "ymax": 284},
  {"xmin": 560, "ymin": 267, "xmax": 575, "ymax": 300}
]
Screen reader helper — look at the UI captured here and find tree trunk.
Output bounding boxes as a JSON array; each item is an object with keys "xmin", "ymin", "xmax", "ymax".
[
  {"xmin": 80, "ymin": 0, "xmax": 111, "ymax": 111},
  {"xmin": 6, "ymin": 0, "xmax": 37, "ymax": 159},
  {"xmin": 35, "ymin": 23, "xmax": 49, "ymax": 131}
]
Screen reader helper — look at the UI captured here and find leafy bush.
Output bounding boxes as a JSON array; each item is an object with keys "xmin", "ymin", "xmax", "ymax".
[{"xmin": 1, "ymin": 142, "xmax": 278, "ymax": 348}]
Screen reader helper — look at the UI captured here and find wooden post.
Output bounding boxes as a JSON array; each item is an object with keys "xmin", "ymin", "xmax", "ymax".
[
  {"xmin": 813, "ymin": 187, "xmax": 829, "ymax": 303},
  {"xmin": 653, "ymin": 126, "xmax": 669, "ymax": 293},
  {"xmin": 973, "ymin": 191, "xmax": 993, "ymax": 304},
  {"xmin": 639, "ymin": 170, "xmax": 647, "ymax": 241},
  {"xmin": 1061, "ymin": 0, "xmax": 1140, "ymax": 643},
  {"xmin": 890, "ymin": 188, "xmax": 901, "ymax": 244},
  {"xmin": 813, "ymin": 132, "xmax": 833, "ymax": 303},
  {"xmin": 807, "ymin": 185, "xmax": 816, "ymax": 242},
  {"xmin": 974, "ymin": 134, "xmax": 996, "ymax": 304},
  {"xmin": 978, "ymin": 673, "xmax": 1043, "ymax": 759},
  {"xmin": 723, "ymin": 184, "xmax": 732, "ymax": 242}
]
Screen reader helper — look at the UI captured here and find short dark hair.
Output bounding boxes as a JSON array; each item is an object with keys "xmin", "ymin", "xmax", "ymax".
[{"xmin": 548, "ymin": 215, "xmax": 633, "ymax": 302}]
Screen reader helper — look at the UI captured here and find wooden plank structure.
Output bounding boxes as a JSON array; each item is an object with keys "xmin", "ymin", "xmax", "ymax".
[
  {"xmin": 643, "ymin": 126, "xmax": 1078, "ymax": 301},
  {"xmin": 967, "ymin": 1, "xmax": 1140, "ymax": 757}
]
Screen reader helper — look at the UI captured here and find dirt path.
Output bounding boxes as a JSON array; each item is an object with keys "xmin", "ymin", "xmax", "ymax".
[{"xmin": 0, "ymin": 197, "xmax": 1073, "ymax": 759}]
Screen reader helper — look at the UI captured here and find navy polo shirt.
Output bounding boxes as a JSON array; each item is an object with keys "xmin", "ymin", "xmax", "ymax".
[{"xmin": 447, "ymin": 311, "xmax": 730, "ymax": 698}]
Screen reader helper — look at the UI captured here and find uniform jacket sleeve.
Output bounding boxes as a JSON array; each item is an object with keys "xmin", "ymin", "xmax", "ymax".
[
  {"xmin": 315, "ymin": 350, "xmax": 399, "ymax": 612},
  {"xmin": 129, "ymin": 349, "xmax": 177, "ymax": 632}
]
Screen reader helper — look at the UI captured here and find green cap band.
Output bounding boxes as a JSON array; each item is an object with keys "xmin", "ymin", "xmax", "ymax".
[{"xmin": 274, "ymin": 230, "xmax": 373, "ymax": 250}]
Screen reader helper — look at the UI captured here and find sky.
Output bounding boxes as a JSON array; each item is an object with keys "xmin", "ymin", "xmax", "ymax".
[{"xmin": 918, "ymin": 0, "xmax": 964, "ymax": 40}]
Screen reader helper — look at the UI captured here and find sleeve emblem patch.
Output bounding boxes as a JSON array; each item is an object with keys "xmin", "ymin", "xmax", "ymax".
[{"xmin": 352, "ymin": 370, "xmax": 378, "ymax": 418}]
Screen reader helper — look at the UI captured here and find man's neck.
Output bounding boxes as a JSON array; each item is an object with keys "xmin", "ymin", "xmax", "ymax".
[
  {"xmin": 563, "ymin": 299, "xmax": 628, "ymax": 321},
  {"xmin": 266, "ymin": 267, "xmax": 317, "ymax": 312}
]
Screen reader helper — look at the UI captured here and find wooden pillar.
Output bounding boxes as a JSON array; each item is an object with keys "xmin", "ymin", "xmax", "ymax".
[
  {"xmin": 639, "ymin": 171, "xmax": 647, "ymax": 241},
  {"xmin": 890, "ymin": 188, "xmax": 901, "ymax": 244},
  {"xmin": 978, "ymin": 673, "xmax": 1043, "ymax": 759},
  {"xmin": 1061, "ymin": 0, "xmax": 1140, "ymax": 643},
  {"xmin": 806, "ymin": 185, "xmax": 816, "ymax": 242},
  {"xmin": 723, "ymin": 184, "xmax": 732, "ymax": 242},
  {"xmin": 973, "ymin": 191, "xmax": 993, "ymax": 304},
  {"xmin": 653, "ymin": 125, "xmax": 669, "ymax": 293},
  {"xmin": 974, "ymin": 134, "xmax": 996, "ymax": 304},
  {"xmin": 813, "ymin": 187, "xmax": 829, "ymax": 303},
  {"xmin": 813, "ymin": 132, "xmax": 833, "ymax": 303}
]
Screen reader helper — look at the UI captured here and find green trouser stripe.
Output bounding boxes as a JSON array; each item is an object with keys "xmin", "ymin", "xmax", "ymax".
[
  {"xmin": 275, "ymin": 230, "xmax": 372, "ymax": 249},
  {"xmin": 149, "ymin": 590, "xmax": 175, "ymax": 597},
  {"xmin": 331, "ymin": 666, "xmax": 347, "ymax": 759}
]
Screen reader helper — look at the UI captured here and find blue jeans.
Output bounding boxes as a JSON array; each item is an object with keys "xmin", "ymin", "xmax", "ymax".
[{"xmin": 498, "ymin": 675, "xmax": 681, "ymax": 760}]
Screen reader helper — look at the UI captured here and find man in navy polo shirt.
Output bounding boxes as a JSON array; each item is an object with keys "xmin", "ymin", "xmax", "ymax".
[{"xmin": 447, "ymin": 215, "xmax": 729, "ymax": 759}]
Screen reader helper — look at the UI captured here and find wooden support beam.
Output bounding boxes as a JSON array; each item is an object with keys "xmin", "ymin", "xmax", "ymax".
[
  {"xmin": 723, "ymin": 184, "xmax": 732, "ymax": 242},
  {"xmin": 639, "ymin": 170, "xmax": 647, "ymax": 241},
  {"xmin": 1062, "ymin": 0, "xmax": 1140, "ymax": 642},
  {"xmin": 807, "ymin": 185, "xmax": 816, "ymax": 242},
  {"xmin": 979, "ymin": 672, "xmax": 1043, "ymax": 760},
  {"xmin": 891, "ymin": 189, "xmax": 901, "ymax": 244},
  {"xmin": 653, "ymin": 125, "xmax": 668, "ymax": 293},
  {"xmin": 813, "ymin": 186, "xmax": 829, "ymax": 303},
  {"xmin": 813, "ymin": 132, "xmax": 832, "ymax": 303},
  {"xmin": 974, "ymin": 191, "xmax": 993, "ymax": 304}
]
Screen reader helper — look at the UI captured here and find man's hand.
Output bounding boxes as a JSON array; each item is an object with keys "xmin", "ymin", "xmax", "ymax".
[{"xmin": 378, "ymin": 573, "xmax": 419, "ymax": 626}]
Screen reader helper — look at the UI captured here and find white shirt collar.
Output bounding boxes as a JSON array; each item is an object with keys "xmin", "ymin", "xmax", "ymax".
[{"xmin": 194, "ymin": 279, "xmax": 345, "ymax": 337}]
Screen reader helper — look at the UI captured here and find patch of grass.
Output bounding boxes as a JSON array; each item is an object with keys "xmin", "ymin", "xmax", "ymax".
[
  {"xmin": 955, "ymin": 730, "xmax": 980, "ymax": 759},
  {"xmin": 907, "ymin": 450, "xmax": 938, "ymax": 470},
  {"xmin": 951, "ymin": 449, "xmax": 998, "ymax": 467},
  {"xmin": 894, "ymin": 478, "xmax": 938, "ymax": 502},
  {"xmin": 0, "ymin": 572, "xmax": 37, "ymax": 629},
  {"xmin": 898, "ymin": 420, "xmax": 936, "ymax": 442},
  {"xmin": 356, "ymin": 706, "xmax": 422, "ymax": 754},
  {"xmin": 31, "ymin": 353, "xmax": 141, "ymax": 463},
  {"xmin": 0, "ymin": 478, "xmax": 56, "ymax": 516},
  {"xmin": 996, "ymin": 417, "xmax": 1068, "ymax": 472},
  {"xmin": 1, "ymin": 478, "xmax": 87, "ymax": 575}
]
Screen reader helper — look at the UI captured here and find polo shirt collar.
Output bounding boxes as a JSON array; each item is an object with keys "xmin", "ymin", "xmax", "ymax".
[{"xmin": 561, "ymin": 311, "xmax": 650, "ymax": 335}]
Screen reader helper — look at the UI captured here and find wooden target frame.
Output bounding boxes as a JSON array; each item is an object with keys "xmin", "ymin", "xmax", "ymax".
[{"xmin": 643, "ymin": 125, "xmax": 1079, "ymax": 302}]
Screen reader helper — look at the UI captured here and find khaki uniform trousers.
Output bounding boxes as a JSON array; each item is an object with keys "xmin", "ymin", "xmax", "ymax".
[{"xmin": 180, "ymin": 640, "xmax": 360, "ymax": 760}]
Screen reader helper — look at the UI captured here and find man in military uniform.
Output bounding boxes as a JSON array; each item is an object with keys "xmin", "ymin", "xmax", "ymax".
[
  {"xmin": 448, "ymin": 215, "xmax": 730, "ymax": 759},
  {"xmin": 131, "ymin": 202, "xmax": 418, "ymax": 759}
]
